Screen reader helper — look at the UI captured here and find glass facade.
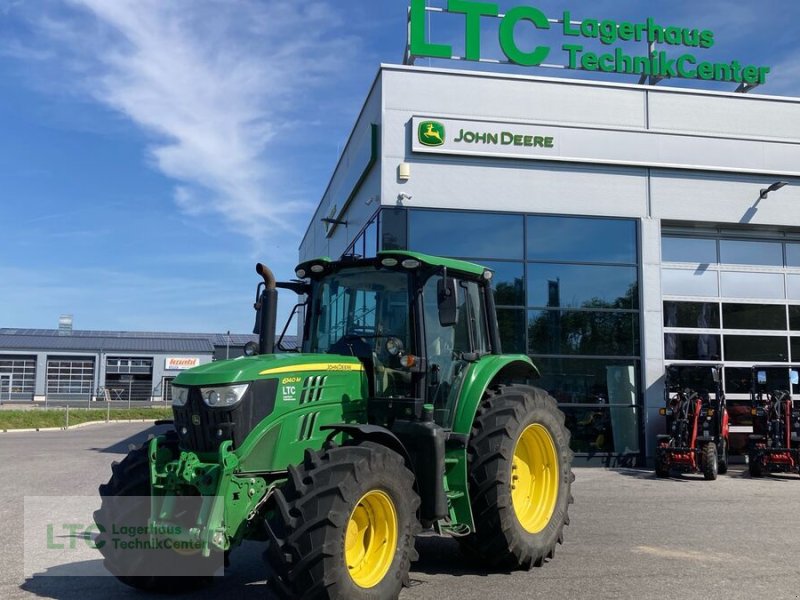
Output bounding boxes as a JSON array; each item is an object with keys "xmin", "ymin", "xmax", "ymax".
[
  {"xmin": 662, "ymin": 233, "xmax": 800, "ymax": 366},
  {"xmin": 392, "ymin": 208, "xmax": 642, "ymax": 456}
]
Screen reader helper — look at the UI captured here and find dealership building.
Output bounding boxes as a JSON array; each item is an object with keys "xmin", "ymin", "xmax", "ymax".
[
  {"xmin": 299, "ymin": 60, "xmax": 800, "ymax": 465},
  {"xmin": 0, "ymin": 328, "xmax": 296, "ymax": 404}
]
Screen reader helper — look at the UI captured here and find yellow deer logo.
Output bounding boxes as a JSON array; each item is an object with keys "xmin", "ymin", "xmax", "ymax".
[
  {"xmin": 423, "ymin": 123, "xmax": 443, "ymax": 143},
  {"xmin": 418, "ymin": 121, "xmax": 445, "ymax": 146}
]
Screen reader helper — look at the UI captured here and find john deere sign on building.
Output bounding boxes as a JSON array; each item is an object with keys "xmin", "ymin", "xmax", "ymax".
[{"xmin": 409, "ymin": 0, "xmax": 771, "ymax": 86}]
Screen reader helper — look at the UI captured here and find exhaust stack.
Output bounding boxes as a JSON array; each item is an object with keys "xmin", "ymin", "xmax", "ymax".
[{"xmin": 255, "ymin": 263, "xmax": 278, "ymax": 355}]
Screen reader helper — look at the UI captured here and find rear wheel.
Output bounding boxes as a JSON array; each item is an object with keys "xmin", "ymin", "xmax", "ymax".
[
  {"xmin": 460, "ymin": 384, "xmax": 573, "ymax": 570},
  {"xmin": 702, "ymin": 443, "xmax": 718, "ymax": 481},
  {"xmin": 94, "ymin": 436, "xmax": 216, "ymax": 592},
  {"xmin": 717, "ymin": 438, "xmax": 728, "ymax": 475},
  {"xmin": 655, "ymin": 450, "xmax": 670, "ymax": 478},
  {"xmin": 749, "ymin": 453, "xmax": 764, "ymax": 478},
  {"xmin": 264, "ymin": 442, "xmax": 420, "ymax": 599}
]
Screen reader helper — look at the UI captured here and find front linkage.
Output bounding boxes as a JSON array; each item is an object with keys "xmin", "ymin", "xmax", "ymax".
[{"xmin": 147, "ymin": 437, "xmax": 270, "ymax": 556}]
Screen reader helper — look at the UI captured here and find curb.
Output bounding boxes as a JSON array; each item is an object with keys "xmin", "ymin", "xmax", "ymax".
[{"xmin": 0, "ymin": 419, "xmax": 164, "ymax": 434}]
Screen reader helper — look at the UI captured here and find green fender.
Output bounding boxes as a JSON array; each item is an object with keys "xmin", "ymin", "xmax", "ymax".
[
  {"xmin": 444, "ymin": 354, "xmax": 540, "ymax": 533},
  {"xmin": 452, "ymin": 354, "xmax": 540, "ymax": 434}
]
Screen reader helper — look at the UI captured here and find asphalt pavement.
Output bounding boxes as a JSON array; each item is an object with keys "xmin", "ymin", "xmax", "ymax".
[{"xmin": 2, "ymin": 423, "xmax": 800, "ymax": 600}]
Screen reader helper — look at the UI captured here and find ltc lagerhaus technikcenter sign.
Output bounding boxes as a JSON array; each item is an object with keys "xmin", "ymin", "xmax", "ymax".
[{"xmin": 409, "ymin": 0, "xmax": 771, "ymax": 86}]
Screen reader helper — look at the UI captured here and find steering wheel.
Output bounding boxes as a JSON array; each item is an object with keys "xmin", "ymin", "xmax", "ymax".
[{"xmin": 329, "ymin": 334, "xmax": 371, "ymax": 357}]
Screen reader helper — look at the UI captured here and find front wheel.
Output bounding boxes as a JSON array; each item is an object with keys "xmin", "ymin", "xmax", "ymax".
[
  {"xmin": 702, "ymin": 442, "xmax": 718, "ymax": 481},
  {"xmin": 264, "ymin": 441, "xmax": 420, "ymax": 599},
  {"xmin": 460, "ymin": 384, "xmax": 573, "ymax": 570}
]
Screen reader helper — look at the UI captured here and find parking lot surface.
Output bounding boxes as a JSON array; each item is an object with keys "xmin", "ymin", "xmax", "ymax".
[{"xmin": 2, "ymin": 423, "xmax": 800, "ymax": 600}]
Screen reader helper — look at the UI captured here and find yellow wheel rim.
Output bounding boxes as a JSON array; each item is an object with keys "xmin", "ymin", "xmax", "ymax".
[
  {"xmin": 344, "ymin": 490, "xmax": 398, "ymax": 588},
  {"xmin": 511, "ymin": 423, "xmax": 559, "ymax": 534}
]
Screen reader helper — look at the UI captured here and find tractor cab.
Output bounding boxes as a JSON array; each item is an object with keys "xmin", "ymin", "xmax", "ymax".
[{"xmin": 287, "ymin": 251, "xmax": 502, "ymax": 429}]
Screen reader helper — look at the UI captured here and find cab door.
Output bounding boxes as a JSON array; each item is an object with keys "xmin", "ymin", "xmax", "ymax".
[{"xmin": 421, "ymin": 273, "xmax": 490, "ymax": 426}]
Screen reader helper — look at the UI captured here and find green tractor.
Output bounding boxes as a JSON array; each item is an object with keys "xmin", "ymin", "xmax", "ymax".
[{"xmin": 96, "ymin": 251, "xmax": 574, "ymax": 599}]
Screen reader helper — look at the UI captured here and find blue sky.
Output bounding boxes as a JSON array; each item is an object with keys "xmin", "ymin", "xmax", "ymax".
[{"xmin": 2, "ymin": 1, "xmax": 800, "ymax": 335}]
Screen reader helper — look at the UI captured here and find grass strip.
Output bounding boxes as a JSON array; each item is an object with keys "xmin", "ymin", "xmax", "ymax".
[{"xmin": 0, "ymin": 407, "xmax": 173, "ymax": 430}]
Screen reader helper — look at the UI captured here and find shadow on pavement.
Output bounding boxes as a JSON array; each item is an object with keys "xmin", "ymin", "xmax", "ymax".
[
  {"xmin": 89, "ymin": 424, "xmax": 172, "ymax": 454},
  {"xmin": 21, "ymin": 542, "xmax": 268, "ymax": 600}
]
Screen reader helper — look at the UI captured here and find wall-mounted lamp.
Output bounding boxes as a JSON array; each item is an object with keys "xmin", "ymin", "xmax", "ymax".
[
  {"xmin": 321, "ymin": 217, "xmax": 348, "ymax": 226},
  {"xmin": 759, "ymin": 181, "xmax": 788, "ymax": 200},
  {"xmin": 398, "ymin": 162, "xmax": 411, "ymax": 181},
  {"xmin": 397, "ymin": 192, "xmax": 412, "ymax": 203}
]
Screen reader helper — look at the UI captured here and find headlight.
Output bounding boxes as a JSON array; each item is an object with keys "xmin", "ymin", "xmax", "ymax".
[
  {"xmin": 200, "ymin": 384, "xmax": 249, "ymax": 407},
  {"xmin": 385, "ymin": 336, "xmax": 404, "ymax": 356},
  {"xmin": 172, "ymin": 386, "xmax": 189, "ymax": 407}
]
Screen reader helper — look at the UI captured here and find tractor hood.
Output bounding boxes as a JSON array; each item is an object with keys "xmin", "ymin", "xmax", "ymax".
[{"xmin": 173, "ymin": 353, "xmax": 365, "ymax": 387}]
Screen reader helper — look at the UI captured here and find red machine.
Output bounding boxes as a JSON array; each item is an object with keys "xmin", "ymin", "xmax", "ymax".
[
  {"xmin": 748, "ymin": 366, "xmax": 800, "ymax": 477},
  {"xmin": 656, "ymin": 365, "xmax": 729, "ymax": 480}
]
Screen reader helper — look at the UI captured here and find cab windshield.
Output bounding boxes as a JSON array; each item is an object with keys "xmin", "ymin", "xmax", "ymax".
[{"xmin": 308, "ymin": 267, "xmax": 413, "ymax": 362}]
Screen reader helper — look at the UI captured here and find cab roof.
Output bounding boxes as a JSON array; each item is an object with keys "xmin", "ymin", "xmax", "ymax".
[{"xmin": 296, "ymin": 250, "xmax": 488, "ymax": 279}]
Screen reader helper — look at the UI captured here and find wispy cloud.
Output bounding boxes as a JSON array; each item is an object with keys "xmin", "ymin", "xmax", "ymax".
[{"xmin": 6, "ymin": 0, "xmax": 361, "ymax": 247}]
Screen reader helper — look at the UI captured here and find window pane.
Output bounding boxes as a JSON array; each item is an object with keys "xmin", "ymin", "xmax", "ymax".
[
  {"xmin": 723, "ymin": 367, "xmax": 753, "ymax": 395},
  {"xmin": 787, "ymin": 244, "xmax": 800, "ymax": 267},
  {"xmin": 788, "ymin": 275, "xmax": 800, "ymax": 300},
  {"xmin": 793, "ymin": 338, "xmax": 800, "ymax": 362},
  {"xmin": 790, "ymin": 306, "xmax": 800, "ymax": 331},
  {"xmin": 720, "ymin": 240, "xmax": 783, "ymax": 266},
  {"xmin": 496, "ymin": 309, "xmax": 526, "ymax": 353},
  {"xmin": 483, "ymin": 261, "xmax": 524, "ymax": 306},
  {"xmin": 662, "ymin": 268, "xmax": 719, "ymax": 296},
  {"xmin": 727, "ymin": 366, "xmax": 795, "ymax": 395},
  {"xmin": 409, "ymin": 210, "xmax": 523, "ymax": 259},
  {"xmin": 529, "ymin": 310, "xmax": 639, "ymax": 356},
  {"xmin": 724, "ymin": 335, "xmax": 788, "ymax": 362},
  {"xmin": 720, "ymin": 272, "xmax": 784, "ymax": 299},
  {"xmin": 528, "ymin": 216, "xmax": 636, "ymax": 264},
  {"xmin": 527, "ymin": 264, "xmax": 638, "ymax": 309},
  {"xmin": 534, "ymin": 358, "xmax": 639, "ymax": 404},
  {"xmin": 722, "ymin": 303, "xmax": 786, "ymax": 330},
  {"xmin": 665, "ymin": 364, "xmax": 722, "ymax": 394},
  {"xmin": 662, "ymin": 237, "xmax": 717, "ymax": 263},
  {"xmin": 664, "ymin": 333, "xmax": 721, "ymax": 360},
  {"xmin": 379, "ymin": 208, "xmax": 407, "ymax": 251},
  {"xmin": 364, "ymin": 220, "xmax": 378, "ymax": 258},
  {"xmin": 663, "ymin": 302, "xmax": 720, "ymax": 328},
  {"xmin": 560, "ymin": 405, "xmax": 640, "ymax": 454}
]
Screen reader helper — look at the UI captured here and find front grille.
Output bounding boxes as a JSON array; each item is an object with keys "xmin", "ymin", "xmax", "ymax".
[{"xmin": 173, "ymin": 379, "xmax": 278, "ymax": 453}]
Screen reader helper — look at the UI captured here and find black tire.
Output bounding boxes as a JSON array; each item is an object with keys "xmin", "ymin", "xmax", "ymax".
[
  {"xmin": 94, "ymin": 435, "xmax": 216, "ymax": 592},
  {"xmin": 702, "ymin": 442, "xmax": 718, "ymax": 481},
  {"xmin": 655, "ymin": 452, "xmax": 670, "ymax": 478},
  {"xmin": 717, "ymin": 438, "xmax": 728, "ymax": 475},
  {"xmin": 264, "ymin": 441, "xmax": 420, "ymax": 600},
  {"xmin": 459, "ymin": 384, "xmax": 573, "ymax": 570},
  {"xmin": 749, "ymin": 454, "xmax": 764, "ymax": 478}
]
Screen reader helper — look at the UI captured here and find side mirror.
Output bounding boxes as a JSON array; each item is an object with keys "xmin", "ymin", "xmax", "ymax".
[{"xmin": 437, "ymin": 277, "xmax": 458, "ymax": 327}]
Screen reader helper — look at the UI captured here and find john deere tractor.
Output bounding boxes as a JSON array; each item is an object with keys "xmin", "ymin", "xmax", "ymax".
[{"xmin": 96, "ymin": 251, "xmax": 573, "ymax": 599}]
